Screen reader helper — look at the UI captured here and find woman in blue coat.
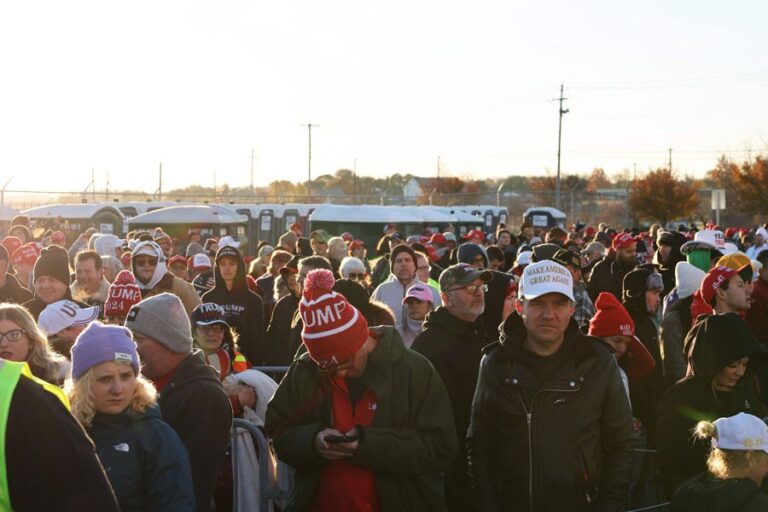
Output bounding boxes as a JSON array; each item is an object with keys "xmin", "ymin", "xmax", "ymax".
[{"xmin": 66, "ymin": 321, "xmax": 195, "ymax": 511}]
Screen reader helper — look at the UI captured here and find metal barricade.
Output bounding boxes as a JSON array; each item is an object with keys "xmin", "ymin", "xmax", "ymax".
[{"xmin": 231, "ymin": 418, "xmax": 292, "ymax": 511}]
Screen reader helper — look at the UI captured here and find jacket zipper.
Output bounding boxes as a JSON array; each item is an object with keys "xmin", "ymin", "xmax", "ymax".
[{"xmin": 515, "ymin": 385, "xmax": 580, "ymax": 512}]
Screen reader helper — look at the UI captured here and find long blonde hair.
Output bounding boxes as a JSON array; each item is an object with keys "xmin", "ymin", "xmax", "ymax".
[
  {"xmin": 65, "ymin": 366, "xmax": 157, "ymax": 428},
  {"xmin": 695, "ymin": 420, "xmax": 768, "ymax": 479},
  {"xmin": 0, "ymin": 303, "xmax": 65, "ymax": 384}
]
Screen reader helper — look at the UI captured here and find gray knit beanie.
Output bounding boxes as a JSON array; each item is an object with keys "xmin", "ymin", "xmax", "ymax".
[{"xmin": 124, "ymin": 293, "xmax": 192, "ymax": 354}]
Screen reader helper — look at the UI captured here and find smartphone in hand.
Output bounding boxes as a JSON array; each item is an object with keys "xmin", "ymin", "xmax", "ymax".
[{"xmin": 325, "ymin": 434, "xmax": 359, "ymax": 444}]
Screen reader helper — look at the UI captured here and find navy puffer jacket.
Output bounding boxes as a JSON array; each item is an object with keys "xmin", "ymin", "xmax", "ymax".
[{"xmin": 89, "ymin": 405, "xmax": 195, "ymax": 512}]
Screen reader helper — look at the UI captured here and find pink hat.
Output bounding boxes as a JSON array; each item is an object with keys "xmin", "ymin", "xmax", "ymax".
[{"xmin": 403, "ymin": 284, "xmax": 434, "ymax": 304}]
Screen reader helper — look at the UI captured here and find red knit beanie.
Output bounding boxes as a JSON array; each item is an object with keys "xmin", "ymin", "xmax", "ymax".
[
  {"xmin": 589, "ymin": 292, "xmax": 655, "ymax": 380},
  {"xmin": 589, "ymin": 292, "xmax": 636, "ymax": 339},
  {"xmin": 300, "ymin": 268, "xmax": 369, "ymax": 368},
  {"xmin": 104, "ymin": 270, "xmax": 143, "ymax": 318}
]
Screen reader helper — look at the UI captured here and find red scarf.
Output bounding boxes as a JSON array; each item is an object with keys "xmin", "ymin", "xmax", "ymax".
[{"xmin": 311, "ymin": 375, "xmax": 380, "ymax": 512}]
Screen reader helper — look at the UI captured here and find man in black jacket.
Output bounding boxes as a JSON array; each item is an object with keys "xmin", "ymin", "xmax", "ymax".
[
  {"xmin": 125, "ymin": 292, "xmax": 233, "ymax": 512},
  {"xmin": 467, "ymin": 260, "xmax": 634, "ymax": 512},
  {"xmin": 587, "ymin": 232, "xmax": 638, "ymax": 303},
  {"xmin": 412, "ymin": 263, "xmax": 491, "ymax": 512},
  {"xmin": 23, "ymin": 244, "xmax": 88, "ymax": 318},
  {"xmin": 0, "ymin": 245, "xmax": 32, "ymax": 304},
  {"xmin": 202, "ymin": 245, "xmax": 266, "ymax": 365}
]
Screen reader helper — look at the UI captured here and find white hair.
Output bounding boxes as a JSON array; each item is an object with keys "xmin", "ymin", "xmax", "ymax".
[{"xmin": 339, "ymin": 256, "xmax": 366, "ymax": 278}]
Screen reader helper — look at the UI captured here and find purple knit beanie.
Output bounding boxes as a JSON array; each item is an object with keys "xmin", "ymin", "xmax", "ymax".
[{"xmin": 70, "ymin": 321, "xmax": 140, "ymax": 379}]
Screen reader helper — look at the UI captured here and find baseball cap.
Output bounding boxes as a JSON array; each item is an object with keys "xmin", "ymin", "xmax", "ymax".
[
  {"xmin": 340, "ymin": 232, "xmax": 354, "ymax": 242},
  {"xmin": 430, "ymin": 233, "xmax": 446, "ymax": 245},
  {"xmin": 681, "ymin": 229, "xmax": 726, "ymax": 255},
  {"xmin": 348, "ymin": 240, "xmax": 365, "ymax": 251},
  {"xmin": 279, "ymin": 254, "xmax": 301, "ymax": 277},
  {"xmin": 611, "ymin": 233, "xmax": 636, "ymax": 251},
  {"xmin": 11, "ymin": 243, "xmax": 39, "ymax": 266},
  {"xmin": 519, "ymin": 260, "xmax": 574, "ymax": 301},
  {"xmin": 403, "ymin": 284, "xmax": 434, "ymax": 304},
  {"xmin": 515, "ymin": 250, "xmax": 533, "ymax": 267},
  {"xmin": 167, "ymin": 255, "xmax": 187, "ymax": 268},
  {"xmin": 711, "ymin": 413, "xmax": 768, "ymax": 454},
  {"xmin": 38, "ymin": 300, "xmax": 99, "ymax": 336},
  {"xmin": 699, "ymin": 265, "xmax": 751, "ymax": 304},
  {"xmin": 443, "ymin": 232, "xmax": 457, "ymax": 243},
  {"xmin": 382, "ymin": 223, "xmax": 396, "ymax": 233},
  {"xmin": 309, "ymin": 230, "xmax": 330, "ymax": 243},
  {"xmin": 552, "ymin": 249, "xmax": 581, "ymax": 269},
  {"xmin": 189, "ymin": 253, "xmax": 212, "ymax": 271},
  {"xmin": 191, "ymin": 303, "xmax": 230, "ymax": 327},
  {"xmin": 439, "ymin": 262, "xmax": 492, "ymax": 291},
  {"xmin": 218, "ymin": 235, "xmax": 240, "ymax": 249},
  {"xmin": 463, "ymin": 229, "xmax": 485, "ymax": 241}
]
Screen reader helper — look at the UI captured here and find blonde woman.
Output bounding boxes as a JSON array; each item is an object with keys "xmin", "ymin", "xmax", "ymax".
[
  {"xmin": 0, "ymin": 303, "xmax": 68, "ymax": 384},
  {"xmin": 66, "ymin": 322, "xmax": 195, "ymax": 511},
  {"xmin": 671, "ymin": 413, "xmax": 768, "ymax": 511}
]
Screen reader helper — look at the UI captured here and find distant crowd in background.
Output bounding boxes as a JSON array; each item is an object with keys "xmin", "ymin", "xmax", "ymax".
[{"xmin": 2, "ymin": 211, "xmax": 768, "ymax": 511}]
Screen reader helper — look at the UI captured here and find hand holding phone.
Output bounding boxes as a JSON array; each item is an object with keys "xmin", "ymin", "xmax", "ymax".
[{"xmin": 324, "ymin": 434, "xmax": 359, "ymax": 444}]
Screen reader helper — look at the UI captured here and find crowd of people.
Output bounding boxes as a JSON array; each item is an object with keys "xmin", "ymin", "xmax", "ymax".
[{"xmin": 2, "ymin": 213, "xmax": 768, "ymax": 511}]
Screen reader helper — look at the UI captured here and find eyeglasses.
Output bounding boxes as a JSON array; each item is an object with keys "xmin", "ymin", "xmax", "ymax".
[
  {"xmin": 445, "ymin": 283, "xmax": 488, "ymax": 295},
  {"xmin": 198, "ymin": 324, "xmax": 225, "ymax": 334},
  {"xmin": 347, "ymin": 273, "xmax": 365, "ymax": 280},
  {"xmin": 317, "ymin": 360, "xmax": 354, "ymax": 373},
  {"xmin": 0, "ymin": 329, "xmax": 25, "ymax": 343},
  {"xmin": 134, "ymin": 257, "xmax": 158, "ymax": 267}
]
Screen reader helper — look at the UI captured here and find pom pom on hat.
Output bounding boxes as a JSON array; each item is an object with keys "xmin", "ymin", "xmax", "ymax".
[
  {"xmin": 104, "ymin": 270, "xmax": 142, "ymax": 318},
  {"xmin": 300, "ymin": 269, "xmax": 369, "ymax": 368}
]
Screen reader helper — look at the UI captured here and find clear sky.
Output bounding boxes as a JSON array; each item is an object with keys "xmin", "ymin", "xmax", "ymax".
[{"xmin": 1, "ymin": 0, "xmax": 767, "ymax": 194}]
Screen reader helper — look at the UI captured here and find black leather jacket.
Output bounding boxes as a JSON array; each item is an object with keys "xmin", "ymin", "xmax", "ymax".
[{"xmin": 467, "ymin": 312, "xmax": 635, "ymax": 512}]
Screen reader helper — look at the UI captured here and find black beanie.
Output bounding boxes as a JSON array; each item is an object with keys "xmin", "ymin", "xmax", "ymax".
[
  {"xmin": 33, "ymin": 245, "xmax": 71, "ymax": 285},
  {"xmin": 390, "ymin": 244, "xmax": 417, "ymax": 272}
]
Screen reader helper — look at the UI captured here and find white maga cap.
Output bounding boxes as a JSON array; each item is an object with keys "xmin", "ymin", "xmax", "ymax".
[
  {"xmin": 711, "ymin": 412, "xmax": 768, "ymax": 454},
  {"xmin": 39, "ymin": 300, "xmax": 99, "ymax": 336},
  {"xmin": 680, "ymin": 229, "xmax": 726, "ymax": 255},
  {"xmin": 520, "ymin": 260, "xmax": 574, "ymax": 302}
]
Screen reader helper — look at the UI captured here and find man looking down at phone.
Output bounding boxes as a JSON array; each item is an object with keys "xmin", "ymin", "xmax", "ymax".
[{"xmin": 265, "ymin": 268, "xmax": 457, "ymax": 511}]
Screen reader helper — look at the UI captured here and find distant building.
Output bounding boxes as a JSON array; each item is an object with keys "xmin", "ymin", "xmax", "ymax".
[{"xmin": 403, "ymin": 177, "xmax": 436, "ymax": 199}]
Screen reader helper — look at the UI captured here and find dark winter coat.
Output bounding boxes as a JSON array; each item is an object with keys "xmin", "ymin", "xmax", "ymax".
[
  {"xmin": 159, "ymin": 352, "xmax": 233, "ymax": 512},
  {"xmin": 7, "ymin": 372, "xmax": 120, "ymax": 511},
  {"xmin": 202, "ymin": 249, "xmax": 267, "ymax": 365},
  {"xmin": 656, "ymin": 315, "xmax": 768, "ymax": 497},
  {"xmin": 265, "ymin": 326, "xmax": 458, "ymax": 512},
  {"xmin": 467, "ymin": 312, "xmax": 635, "ymax": 512},
  {"xmin": 746, "ymin": 276, "xmax": 768, "ymax": 345},
  {"xmin": 671, "ymin": 473, "xmax": 768, "ymax": 512},
  {"xmin": 623, "ymin": 268, "xmax": 668, "ymax": 442},
  {"xmin": 411, "ymin": 307, "xmax": 488, "ymax": 512},
  {"xmin": 266, "ymin": 292, "xmax": 299, "ymax": 366},
  {"xmin": 0, "ymin": 273, "xmax": 33, "ymax": 304},
  {"xmin": 89, "ymin": 405, "xmax": 195, "ymax": 511},
  {"xmin": 587, "ymin": 255, "xmax": 636, "ymax": 303}
]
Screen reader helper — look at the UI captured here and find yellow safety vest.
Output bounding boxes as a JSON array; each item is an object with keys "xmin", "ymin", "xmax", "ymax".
[{"xmin": 0, "ymin": 361, "xmax": 69, "ymax": 510}]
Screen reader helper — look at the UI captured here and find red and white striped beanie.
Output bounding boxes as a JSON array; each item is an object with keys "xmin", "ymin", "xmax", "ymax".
[{"xmin": 299, "ymin": 269, "xmax": 369, "ymax": 367}]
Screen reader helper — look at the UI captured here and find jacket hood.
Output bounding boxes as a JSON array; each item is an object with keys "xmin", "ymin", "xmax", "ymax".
[
  {"xmin": 131, "ymin": 241, "xmax": 167, "ymax": 291},
  {"xmin": 213, "ymin": 246, "xmax": 248, "ymax": 294},
  {"xmin": 688, "ymin": 313, "xmax": 767, "ymax": 382},
  {"xmin": 456, "ymin": 243, "xmax": 488, "ymax": 267},
  {"xmin": 654, "ymin": 230, "xmax": 687, "ymax": 270},
  {"xmin": 622, "ymin": 267, "xmax": 653, "ymax": 314}
]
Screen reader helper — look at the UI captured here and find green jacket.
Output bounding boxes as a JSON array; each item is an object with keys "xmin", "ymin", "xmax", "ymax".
[{"xmin": 265, "ymin": 326, "xmax": 457, "ymax": 511}]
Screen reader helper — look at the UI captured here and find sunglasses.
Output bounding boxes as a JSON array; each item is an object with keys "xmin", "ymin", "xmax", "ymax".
[
  {"xmin": 445, "ymin": 283, "xmax": 488, "ymax": 295},
  {"xmin": 347, "ymin": 273, "xmax": 366, "ymax": 280},
  {"xmin": 134, "ymin": 257, "xmax": 158, "ymax": 267}
]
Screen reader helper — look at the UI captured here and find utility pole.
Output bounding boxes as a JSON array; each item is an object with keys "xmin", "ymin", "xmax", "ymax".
[
  {"xmin": 436, "ymin": 156, "xmax": 441, "ymax": 194},
  {"xmin": 353, "ymin": 158, "xmax": 358, "ymax": 201},
  {"xmin": 553, "ymin": 84, "xmax": 569, "ymax": 211},
  {"xmin": 158, "ymin": 163, "xmax": 163, "ymax": 201},
  {"xmin": 250, "ymin": 149, "xmax": 255, "ymax": 197},
  {"xmin": 92, "ymin": 168, "xmax": 96, "ymax": 200},
  {"xmin": 106, "ymin": 171, "xmax": 110, "ymax": 201},
  {"xmin": 668, "ymin": 148, "xmax": 673, "ymax": 172},
  {"xmin": 633, "ymin": 163, "xmax": 637, "ymax": 181},
  {"xmin": 301, "ymin": 124, "xmax": 319, "ymax": 195},
  {"xmin": 1, "ymin": 178, "xmax": 12, "ymax": 206}
]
